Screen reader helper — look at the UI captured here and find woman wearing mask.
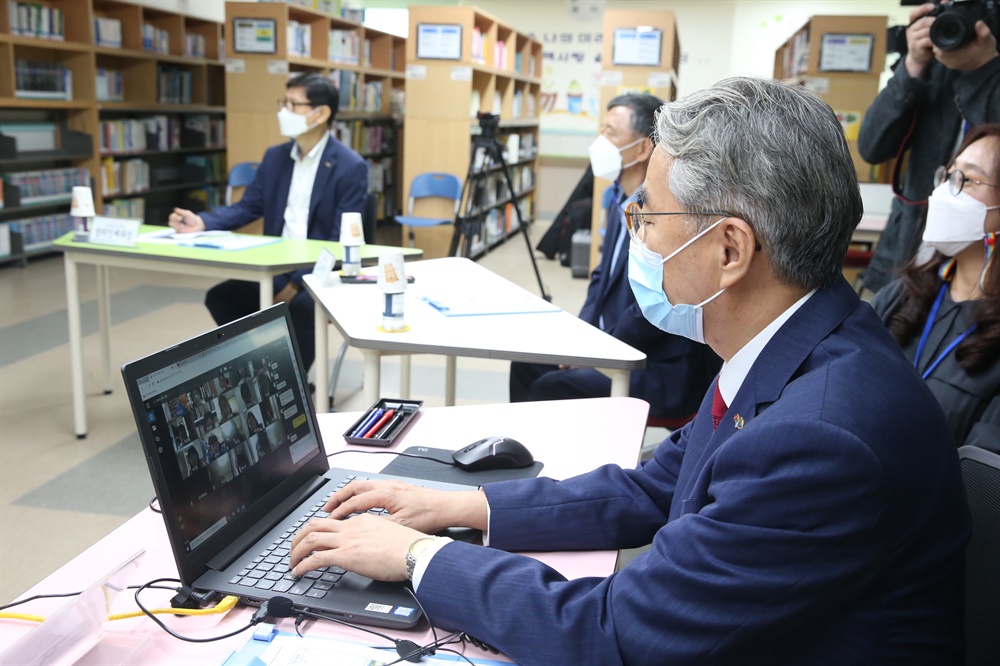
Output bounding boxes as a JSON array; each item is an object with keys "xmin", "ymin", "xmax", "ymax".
[{"xmin": 871, "ymin": 124, "xmax": 1000, "ymax": 450}]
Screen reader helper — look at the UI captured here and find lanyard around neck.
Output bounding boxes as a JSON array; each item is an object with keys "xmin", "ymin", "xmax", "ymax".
[{"xmin": 914, "ymin": 283, "xmax": 977, "ymax": 380}]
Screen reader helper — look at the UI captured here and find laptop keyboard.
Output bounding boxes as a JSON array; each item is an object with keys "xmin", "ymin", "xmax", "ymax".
[{"xmin": 227, "ymin": 474, "xmax": 388, "ymax": 600}]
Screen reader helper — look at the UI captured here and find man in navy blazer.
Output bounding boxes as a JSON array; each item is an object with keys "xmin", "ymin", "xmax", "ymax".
[
  {"xmin": 510, "ymin": 94, "xmax": 721, "ymax": 419},
  {"xmin": 169, "ymin": 73, "xmax": 368, "ymax": 372},
  {"xmin": 289, "ymin": 78, "xmax": 970, "ymax": 664}
]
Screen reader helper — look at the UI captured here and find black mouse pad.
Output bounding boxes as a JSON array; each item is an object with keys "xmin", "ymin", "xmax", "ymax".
[{"xmin": 379, "ymin": 446, "xmax": 544, "ymax": 485}]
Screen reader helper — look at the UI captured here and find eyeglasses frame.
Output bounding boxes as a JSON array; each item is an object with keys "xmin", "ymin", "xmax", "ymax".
[
  {"xmin": 623, "ymin": 200, "xmax": 735, "ymax": 245},
  {"xmin": 934, "ymin": 165, "xmax": 1000, "ymax": 197}
]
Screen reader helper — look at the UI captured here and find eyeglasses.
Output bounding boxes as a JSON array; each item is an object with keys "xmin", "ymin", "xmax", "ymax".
[
  {"xmin": 623, "ymin": 200, "xmax": 733, "ymax": 245},
  {"xmin": 276, "ymin": 98, "xmax": 313, "ymax": 111},
  {"xmin": 934, "ymin": 165, "xmax": 999, "ymax": 196}
]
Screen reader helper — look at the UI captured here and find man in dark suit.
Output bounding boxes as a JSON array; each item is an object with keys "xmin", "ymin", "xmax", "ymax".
[
  {"xmin": 289, "ymin": 78, "xmax": 970, "ymax": 664},
  {"xmin": 169, "ymin": 73, "xmax": 368, "ymax": 372},
  {"xmin": 510, "ymin": 94, "xmax": 721, "ymax": 419}
]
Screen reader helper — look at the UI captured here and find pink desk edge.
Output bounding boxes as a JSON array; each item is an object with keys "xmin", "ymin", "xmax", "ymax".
[{"xmin": 1, "ymin": 398, "xmax": 650, "ymax": 664}]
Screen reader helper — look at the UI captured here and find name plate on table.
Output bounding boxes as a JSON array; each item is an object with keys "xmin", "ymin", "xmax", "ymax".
[
  {"xmin": 87, "ymin": 216, "xmax": 141, "ymax": 247},
  {"xmin": 312, "ymin": 247, "xmax": 340, "ymax": 287}
]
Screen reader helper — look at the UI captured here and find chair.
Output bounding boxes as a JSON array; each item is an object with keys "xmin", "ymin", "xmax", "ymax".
[
  {"xmin": 843, "ymin": 245, "xmax": 873, "ymax": 295},
  {"xmin": 958, "ymin": 445, "xmax": 1000, "ymax": 665},
  {"xmin": 225, "ymin": 162, "xmax": 260, "ymax": 206},
  {"xmin": 393, "ymin": 173, "xmax": 462, "ymax": 247}
]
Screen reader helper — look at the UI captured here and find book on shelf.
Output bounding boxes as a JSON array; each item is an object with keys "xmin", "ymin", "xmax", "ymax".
[
  {"xmin": 330, "ymin": 70, "xmax": 359, "ymax": 110},
  {"xmin": 362, "ymin": 81, "xmax": 382, "ymax": 113},
  {"xmin": 96, "ymin": 68, "xmax": 125, "ymax": 102},
  {"xmin": 5, "ymin": 167, "xmax": 89, "ymax": 205},
  {"xmin": 157, "ymin": 66, "xmax": 193, "ymax": 104},
  {"xmin": 6, "ymin": 214, "xmax": 73, "ymax": 252},
  {"xmin": 101, "ymin": 157, "xmax": 150, "ymax": 196},
  {"xmin": 0, "ymin": 224, "xmax": 9, "ymax": 258},
  {"xmin": 287, "ymin": 21, "xmax": 312, "ymax": 58},
  {"xmin": 184, "ymin": 34, "xmax": 206, "ymax": 58},
  {"xmin": 103, "ymin": 197, "xmax": 145, "ymax": 220},
  {"xmin": 94, "ymin": 16, "xmax": 122, "ymax": 48},
  {"xmin": 14, "ymin": 60, "xmax": 72, "ymax": 100},
  {"xmin": 8, "ymin": 1, "xmax": 64, "ymax": 40},
  {"xmin": 0, "ymin": 122, "xmax": 57, "ymax": 152},
  {"xmin": 329, "ymin": 29, "xmax": 360, "ymax": 65},
  {"xmin": 143, "ymin": 23, "xmax": 170, "ymax": 54},
  {"xmin": 471, "ymin": 26, "xmax": 485, "ymax": 65}
]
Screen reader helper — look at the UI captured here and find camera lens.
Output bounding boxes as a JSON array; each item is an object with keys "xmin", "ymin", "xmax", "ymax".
[{"xmin": 930, "ymin": 11, "xmax": 975, "ymax": 50}]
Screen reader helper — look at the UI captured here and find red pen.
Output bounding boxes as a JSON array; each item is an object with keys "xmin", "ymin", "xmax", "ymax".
[{"xmin": 362, "ymin": 409, "xmax": 394, "ymax": 438}]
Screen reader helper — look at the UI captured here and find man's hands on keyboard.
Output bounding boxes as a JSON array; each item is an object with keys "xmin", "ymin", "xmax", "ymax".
[{"xmin": 288, "ymin": 479, "xmax": 489, "ymax": 581}]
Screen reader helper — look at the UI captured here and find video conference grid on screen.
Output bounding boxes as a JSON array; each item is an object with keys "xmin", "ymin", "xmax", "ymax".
[{"xmin": 137, "ymin": 318, "xmax": 320, "ymax": 552}]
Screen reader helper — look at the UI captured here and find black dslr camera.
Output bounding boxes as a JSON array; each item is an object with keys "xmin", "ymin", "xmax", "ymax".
[{"xmin": 900, "ymin": 0, "xmax": 1000, "ymax": 51}]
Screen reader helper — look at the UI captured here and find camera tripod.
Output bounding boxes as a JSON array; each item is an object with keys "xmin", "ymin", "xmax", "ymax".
[{"xmin": 450, "ymin": 113, "xmax": 550, "ymax": 301}]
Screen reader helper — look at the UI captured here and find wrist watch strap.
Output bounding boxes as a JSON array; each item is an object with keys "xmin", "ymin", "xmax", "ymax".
[{"xmin": 405, "ymin": 536, "xmax": 437, "ymax": 580}]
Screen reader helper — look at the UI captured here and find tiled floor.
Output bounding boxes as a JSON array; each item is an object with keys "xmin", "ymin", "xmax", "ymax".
[{"xmin": 0, "ymin": 224, "xmax": 667, "ymax": 603}]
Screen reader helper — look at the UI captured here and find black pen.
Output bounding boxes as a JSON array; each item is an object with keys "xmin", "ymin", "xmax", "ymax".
[{"xmin": 374, "ymin": 412, "xmax": 406, "ymax": 439}]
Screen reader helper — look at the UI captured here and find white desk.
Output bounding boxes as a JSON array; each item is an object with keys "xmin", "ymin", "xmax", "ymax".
[
  {"xmin": 53, "ymin": 230, "xmax": 418, "ymax": 439},
  {"xmin": 306, "ymin": 257, "xmax": 647, "ymax": 414},
  {"xmin": 0, "ymin": 398, "xmax": 649, "ymax": 665}
]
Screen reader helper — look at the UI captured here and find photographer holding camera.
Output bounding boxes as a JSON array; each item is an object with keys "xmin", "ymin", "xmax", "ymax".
[{"xmin": 859, "ymin": 0, "xmax": 999, "ymax": 293}]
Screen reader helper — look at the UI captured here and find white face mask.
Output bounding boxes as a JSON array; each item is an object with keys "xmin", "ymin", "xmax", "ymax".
[
  {"xmin": 277, "ymin": 107, "xmax": 317, "ymax": 138},
  {"xmin": 588, "ymin": 135, "xmax": 644, "ymax": 181},
  {"xmin": 923, "ymin": 182, "xmax": 1000, "ymax": 256}
]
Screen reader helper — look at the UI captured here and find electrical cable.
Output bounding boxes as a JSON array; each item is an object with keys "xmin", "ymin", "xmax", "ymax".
[
  {"xmin": 148, "ymin": 496, "xmax": 161, "ymax": 513},
  {"xmin": 0, "ymin": 584, "xmax": 184, "ymax": 615},
  {"xmin": 133, "ymin": 577, "xmax": 255, "ymax": 643}
]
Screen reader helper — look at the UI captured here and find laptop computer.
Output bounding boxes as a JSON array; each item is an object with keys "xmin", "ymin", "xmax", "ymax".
[
  {"xmin": 121, "ymin": 304, "xmax": 476, "ymax": 629},
  {"xmin": 1, "ymin": 550, "xmax": 144, "ymax": 666}
]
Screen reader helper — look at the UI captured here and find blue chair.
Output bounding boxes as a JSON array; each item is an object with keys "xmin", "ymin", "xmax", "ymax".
[
  {"xmin": 394, "ymin": 173, "xmax": 462, "ymax": 246},
  {"xmin": 225, "ymin": 162, "xmax": 260, "ymax": 206}
]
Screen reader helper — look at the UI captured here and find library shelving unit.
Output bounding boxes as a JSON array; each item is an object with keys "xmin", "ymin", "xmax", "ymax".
[
  {"xmin": 0, "ymin": 0, "xmax": 226, "ymax": 265},
  {"xmin": 223, "ymin": 2, "xmax": 406, "ymax": 225},
  {"xmin": 402, "ymin": 5, "xmax": 542, "ymax": 260},
  {"xmin": 773, "ymin": 15, "xmax": 888, "ymax": 184},
  {"xmin": 589, "ymin": 8, "xmax": 679, "ymax": 273}
]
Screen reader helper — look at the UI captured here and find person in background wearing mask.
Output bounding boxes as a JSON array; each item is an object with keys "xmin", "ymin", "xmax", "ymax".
[
  {"xmin": 857, "ymin": 1, "xmax": 999, "ymax": 293},
  {"xmin": 288, "ymin": 78, "xmax": 968, "ymax": 664},
  {"xmin": 871, "ymin": 124, "xmax": 1000, "ymax": 450},
  {"xmin": 168, "ymin": 73, "xmax": 368, "ymax": 373},
  {"xmin": 509, "ymin": 94, "xmax": 721, "ymax": 420}
]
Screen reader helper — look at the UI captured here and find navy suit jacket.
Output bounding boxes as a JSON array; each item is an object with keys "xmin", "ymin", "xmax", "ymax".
[
  {"xmin": 579, "ymin": 191, "xmax": 721, "ymax": 417},
  {"xmin": 418, "ymin": 279, "xmax": 970, "ymax": 665},
  {"xmin": 202, "ymin": 135, "xmax": 368, "ymax": 286}
]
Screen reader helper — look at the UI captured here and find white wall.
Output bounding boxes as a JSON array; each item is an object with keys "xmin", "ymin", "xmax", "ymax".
[{"xmin": 127, "ymin": 0, "xmax": 224, "ymax": 22}]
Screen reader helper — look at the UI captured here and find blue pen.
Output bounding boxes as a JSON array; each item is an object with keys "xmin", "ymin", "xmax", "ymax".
[
  {"xmin": 351, "ymin": 408, "xmax": 384, "ymax": 438},
  {"xmin": 423, "ymin": 298, "xmax": 449, "ymax": 312}
]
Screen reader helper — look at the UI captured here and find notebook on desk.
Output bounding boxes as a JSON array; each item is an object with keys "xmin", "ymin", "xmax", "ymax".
[{"xmin": 120, "ymin": 304, "xmax": 476, "ymax": 630}]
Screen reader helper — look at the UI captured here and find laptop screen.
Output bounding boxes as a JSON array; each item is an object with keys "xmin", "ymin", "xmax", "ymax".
[{"xmin": 133, "ymin": 313, "xmax": 320, "ymax": 555}]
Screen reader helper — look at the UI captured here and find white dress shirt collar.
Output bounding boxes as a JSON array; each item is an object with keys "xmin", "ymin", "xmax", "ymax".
[{"xmin": 717, "ymin": 289, "xmax": 816, "ymax": 406}]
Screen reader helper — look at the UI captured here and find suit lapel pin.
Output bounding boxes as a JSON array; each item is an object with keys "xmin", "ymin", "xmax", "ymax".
[
  {"xmin": 324, "ymin": 161, "xmax": 332, "ymax": 168},
  {"xmin": 733, "ymin": 414, "xmax": 744, "ymax": 430}
]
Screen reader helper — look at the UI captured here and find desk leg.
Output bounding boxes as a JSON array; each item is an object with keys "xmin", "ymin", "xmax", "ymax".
[
  {"xmin": 314, "ymin": 301, "xmax": 328, "ymax": 414},
  {"xmin": 259, "ymin": 278, "xmax": 273, "ymax": 311},
  {"xmin": 363, "ymin": 351, "xmax": 380, "ymax": 406},
  {"xmin": 445, "ymin": 356, "xmax": 456, "ymax": 406},
  {"xmin": 400, "ymin": 356, "xmax": 411, "ymax": 399},
  {"xmin": 97, "ymin": 265, "xmax": 113, "ymax": 394},
  {"xmin": 64, "ymin": 255, "xmax": 87, "ymax": 438},
  {"xmin": 609, "ymin": 370, "xmax": 629, "ymax": 398}
]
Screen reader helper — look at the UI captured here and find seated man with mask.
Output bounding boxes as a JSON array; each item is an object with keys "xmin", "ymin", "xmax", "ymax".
[
  {"xmin": 510, "ymin": 94, "xmax": 721, "ymax": 420},
  {"xmin": 289, "ymin": 78, "xmax": 969, "ymax": 664},
  {"xmin": 169, "ymin": 73, "xmax": 368, "ymax": 373}
]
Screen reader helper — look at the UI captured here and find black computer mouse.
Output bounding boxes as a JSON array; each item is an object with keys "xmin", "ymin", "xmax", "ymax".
[{"xmin": 452, "ymin": 436, "xmax": 534, "ymax": 471}]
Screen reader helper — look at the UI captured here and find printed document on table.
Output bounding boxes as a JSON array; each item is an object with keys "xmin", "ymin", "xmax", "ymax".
[
  {"xmin": 139, "ymin": 229, "xmax": 232, "ymax": 244},
  {"xmin": 252, "ymin": 635, "xmax": 512, "ymax": 666},
  {"xmin": 421, "ymin": 282, "xmax": 560, "ymax": 317}
]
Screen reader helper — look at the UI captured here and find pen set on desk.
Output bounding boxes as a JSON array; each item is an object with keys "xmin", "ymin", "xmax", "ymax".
[{"xmin": 344, "ymin": 399, "xmax": 423, "ymax": 447}]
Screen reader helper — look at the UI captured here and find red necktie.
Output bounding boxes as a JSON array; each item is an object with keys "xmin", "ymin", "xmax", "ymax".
[{"xmin": 711, "ymin": 381, "xmax": 727, "ymax": 430}]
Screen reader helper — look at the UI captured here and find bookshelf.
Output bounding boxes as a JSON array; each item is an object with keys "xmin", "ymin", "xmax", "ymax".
[
  {"xmin": 773, "ymin": 15, "xmax": 888, "ymax": 185},
  {"xmin": 402, "ymin": 5, "xmax": 542, "ymax": 260},
  {"xmin": 589, "ymin": 8, "xmax": 680, "ymax": 273},
  {"xmin": 0, "ymin": 0, "xmax": 226, "ymax": 265},
  {"xmin": 223, "ymin": 2, "xmax": 405, "ymax": 225}
]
